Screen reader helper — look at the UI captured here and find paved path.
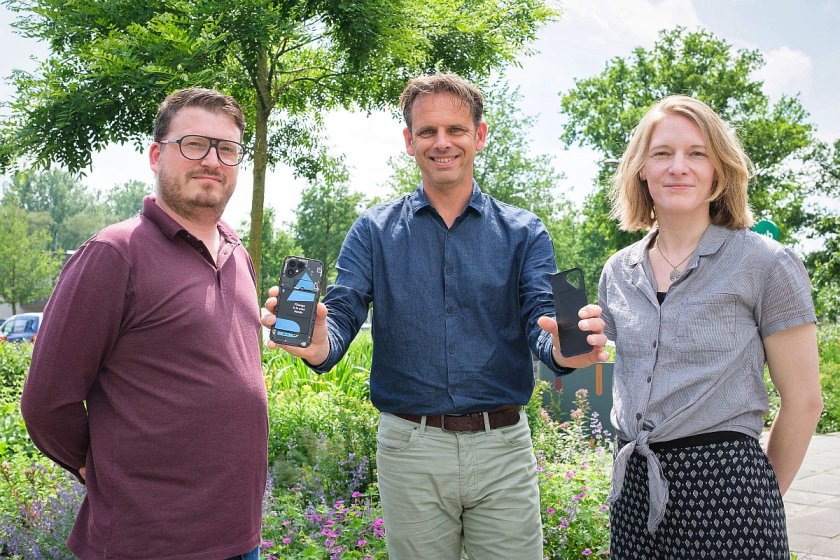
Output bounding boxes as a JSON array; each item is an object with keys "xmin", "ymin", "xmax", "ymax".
[{"xmin": 781, "ymin": 432, "xmax": 840, "ymax": 559}]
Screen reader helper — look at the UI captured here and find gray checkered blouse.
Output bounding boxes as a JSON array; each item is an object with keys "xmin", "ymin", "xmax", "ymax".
[{"xmin": 599, "ymin": 224, "xmax": 816, "ymax": 534}]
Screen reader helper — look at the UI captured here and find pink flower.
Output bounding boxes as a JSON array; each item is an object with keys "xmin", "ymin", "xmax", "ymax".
[
  {"xmin": 357, "ymin": 539, "xmax": 368, "ymax": 547},
  {"xmin": 582, "ymin": 548, "xmax": 593, "ymax": 555},
  {"xmin": 546, "ymin": 507, "xmax": 556, "ymax": 515},
  {"xmin": 282, "ymin": 537, "xmax": 291, "ymax": 544}
]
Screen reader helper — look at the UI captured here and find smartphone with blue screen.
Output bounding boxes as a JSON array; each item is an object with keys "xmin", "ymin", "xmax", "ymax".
[{"xmin": 270, "ymin": 256, "xmax": 323, "ymax": 347}]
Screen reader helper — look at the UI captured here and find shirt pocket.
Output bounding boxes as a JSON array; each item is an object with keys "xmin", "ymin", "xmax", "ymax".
[
  {"xmin": 676, "ymin": 293, "xmax": 737, "ymax": 354},
  {"xmin": 606, "ymin": 287, "xmax": 653, "ymax": 358}
]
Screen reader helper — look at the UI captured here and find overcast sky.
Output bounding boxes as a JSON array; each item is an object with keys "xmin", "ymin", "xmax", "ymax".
[{"xmin": 1, "ymin": 0, "xmax": 838, "ymax": 230}]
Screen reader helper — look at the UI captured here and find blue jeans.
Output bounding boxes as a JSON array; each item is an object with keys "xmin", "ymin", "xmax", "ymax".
[{"xmin": 226, "ymin": 546, "xmax": 259, "ymax": 560}]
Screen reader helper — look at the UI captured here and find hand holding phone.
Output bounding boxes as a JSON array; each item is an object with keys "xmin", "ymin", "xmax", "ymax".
[
  {"xmin": 269, "ymin": 256, "xmax": 324, "ymax": 348},
  {"xmin": 550, "ymin": 267, "xmax": 594, "ymax": 358}
]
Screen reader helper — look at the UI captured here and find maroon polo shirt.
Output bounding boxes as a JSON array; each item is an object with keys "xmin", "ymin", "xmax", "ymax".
[{"xmin": 22, "ymin": 196, "xmax": 268, "ymax": 560}]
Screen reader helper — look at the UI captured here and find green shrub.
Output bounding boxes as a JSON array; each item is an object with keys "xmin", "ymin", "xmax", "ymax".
[
  {"xmin": 267, "ymin": 390, "xmax": 379, "ymax": 506},
  {"xmin": 0, "ymin": 344, "xmax": 37, "ymax": 458},
  {"xmin": 532, "ymin": 387, "xmax": 612, "ymax": 558},
  {"xmin": 264, "ymin": 332, "xmax": 372, "ymax": 400},
  {"xmin": 0, "ymin": 342, "xmax": 32, "ymax": 393},
  {"xmin": 818, "ymin": 361, "xmax": 840, "ymax": 433},
  {"xmin": 0, "ymin": 455, "xmax": 83, "ymax": 558}
]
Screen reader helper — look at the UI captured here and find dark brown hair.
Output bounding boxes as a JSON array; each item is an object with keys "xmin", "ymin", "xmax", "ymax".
[{"xmin": 152, "ymin": 87, "xmax": 245, "ymax": 141}]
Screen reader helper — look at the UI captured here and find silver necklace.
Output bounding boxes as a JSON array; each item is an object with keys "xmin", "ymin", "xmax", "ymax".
[{"xmin": 656, "ymin": 239, "xmax": 694, "ymax": 282}]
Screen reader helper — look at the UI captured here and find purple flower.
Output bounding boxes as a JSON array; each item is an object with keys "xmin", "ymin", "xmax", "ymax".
[
  {"xmin": 546, "ymin": 507, "xmax": 555, "ymax": 515},
  {"xmin": 582, "ymin": 549, "xmax": 593, "ymax": 555},
  {"xmin": 357, "ymin": 538, "xmax": 368, "ymax": 547}
]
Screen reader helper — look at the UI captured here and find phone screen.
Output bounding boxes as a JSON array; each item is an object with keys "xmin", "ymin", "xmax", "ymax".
[{"xmin": 270, "ymin": 256, "xmax": 324, "ymax": 347}]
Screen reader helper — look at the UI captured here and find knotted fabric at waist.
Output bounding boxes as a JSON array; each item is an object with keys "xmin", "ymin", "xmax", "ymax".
[
  {"xmin": 609, "ymin": 429, "xmax": 753, "ymax": 535},
  {"xmin": 394, "ymin": 405, "xmax": 522, "ymax": 432}
]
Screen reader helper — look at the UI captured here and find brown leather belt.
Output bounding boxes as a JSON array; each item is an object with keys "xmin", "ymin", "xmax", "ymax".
[{"xmin": 394, "ymin": 406, "xmax": 522, "ymax": 432}]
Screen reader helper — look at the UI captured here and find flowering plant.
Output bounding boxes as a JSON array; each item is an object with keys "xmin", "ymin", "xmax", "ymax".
[{"xmin": 262, "ymin": 484, "xmax": 387, "ymax": 560}]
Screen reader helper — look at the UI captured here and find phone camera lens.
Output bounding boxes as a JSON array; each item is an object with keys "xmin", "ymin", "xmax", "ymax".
[{"xmin": 286, "ymin": 259, "xmax": 299, "ymax": 276}]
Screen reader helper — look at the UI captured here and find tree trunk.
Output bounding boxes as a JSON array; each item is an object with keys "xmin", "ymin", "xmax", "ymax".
[{"xmin": 248, "ymin": 47, "xmax": 271, "ymax": 306}]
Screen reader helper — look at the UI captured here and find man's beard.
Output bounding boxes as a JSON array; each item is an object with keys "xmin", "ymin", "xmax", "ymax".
[{"xmin": 157, "ymin": 166, "xmax": 234, "ymax": 222}]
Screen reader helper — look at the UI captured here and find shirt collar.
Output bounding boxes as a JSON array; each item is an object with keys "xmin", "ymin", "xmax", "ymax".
[
  {"xmin": 408, "ymin": 181, "xmax": 485, "ymax": 216},
  {"xmin": 626, "ymin": 223, "xmax": 733, "ymax": 267},
  {"xmin": 141, "ymin": 195, "xmax": 240, "ymax": 244}
]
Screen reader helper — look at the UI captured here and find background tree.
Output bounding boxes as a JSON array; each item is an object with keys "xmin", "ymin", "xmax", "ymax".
[
  {"xmin": 1, "ymin": 0, "xmax": 556, "ymax": 297},
  {"xmin": 804, "ymin": 138, "xmax": 840, "ymax": 321},
  {"xmin": 558, "ymin": 27, "xmax": 815, "ymax": 297},
  {"xmin": 0, "ymin": 205, "xmax": 61, "ymax": 313},
  {"xmin": 294, "ymin": 176, "xmax": 366, "ymax": 290},
  {"xmin": 2, "ymin": 169, "xmax": 102, "ymax": 252},
  {"xmin": 105, "ymin": 180, "xmax": 153, "ymax": 221},
  {"xmin": 241, "ymin": 206, "xmax": 301, "ymax": 300}
]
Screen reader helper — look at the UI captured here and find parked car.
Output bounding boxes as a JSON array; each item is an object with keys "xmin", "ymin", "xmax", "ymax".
[{"xmin": 0, "ymin": 312, "xmax": 44, "ymax": 343}]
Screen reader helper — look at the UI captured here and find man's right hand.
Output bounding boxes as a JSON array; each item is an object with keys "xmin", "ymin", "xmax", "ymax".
[{"xmin": 261, "ymin": 285, "xmax": 331, "ymax": 367}]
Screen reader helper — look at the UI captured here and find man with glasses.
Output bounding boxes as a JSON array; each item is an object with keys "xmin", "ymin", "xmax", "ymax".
[{"xmin": 22, "ymin": 88, "xmax": 267, "ymax": 560}]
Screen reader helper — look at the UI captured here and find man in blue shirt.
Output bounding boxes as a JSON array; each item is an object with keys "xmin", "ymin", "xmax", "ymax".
[{"xmin": 263, "ymin": 73, "xmax": 608, "ymax": 559}]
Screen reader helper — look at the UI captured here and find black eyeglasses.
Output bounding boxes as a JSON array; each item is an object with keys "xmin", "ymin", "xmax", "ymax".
[{"xmin": 158, "ymin": 134, "xmax": 246, "ymax": 166}]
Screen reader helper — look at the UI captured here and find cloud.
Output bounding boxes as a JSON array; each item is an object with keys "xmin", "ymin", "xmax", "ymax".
[
  {"xmin": 561, "ymin": 0, "xmax": 702, "ymax": 48},
  {"xmin": 751, "ymin": 46, "xmax": 814, "ymax": 100}
]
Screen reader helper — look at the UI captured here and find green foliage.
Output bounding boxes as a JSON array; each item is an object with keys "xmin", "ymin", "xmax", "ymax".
[
  {"xmin": 294, "ymin": 179, "xmax": 366, "ymax": 288},
  {"xmin": 104, "ymin": 179, "xmax": 152, "ymax": 221},
  {"xmin": 764, "ymin": 323, "xmax": 840, "ymax": 434},
  {"xmin": 532, "ymin": 388, "xmax": 611, "ymax": 558},
  {"xmin": 558, "ymin": 27, "xmax": 816, "ymax": 299},
  {"xmin": 266, "ymin": 390, "xmax": 378, "ymax": 506},
  {"xmin": 0, "ymin": 456, "xmax": 83, "ymax": 558},
  {"xmin": 816, "ymin": 324, "xmax": 840, "ymax": 433},
  {"xmin": 0, "ymin": 344, "xmax": 37, "ymax": 460},
  {"xmin": 0, "ymin": 205, "xmax": 62, "ymax": 313},
  {"xmin": 2, "ymin": 0, "xmax": 556, "ymax": 308},
  {"xmin": 2, "ymin": 168, "xmax": 105, "ymax": 252},
  {"xmin": 804, "ymin": 139, "xmax": 840, "ymax": 321},
  {"xmin": 263, "ymin": 332, "xmax": 373, "ymax": 400},
  {"xmin": 241, "ymin": 206, "xmax": 302, "ymax": 300}
]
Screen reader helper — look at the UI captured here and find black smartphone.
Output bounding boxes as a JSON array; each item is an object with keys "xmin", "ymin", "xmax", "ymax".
[
  {"xmin": 270, "ymin": 256, "xmax": 324, "ymax": 347},
  {"xmin": 550, "ymin": 267, "xmax": 593, "ymax": 358}
]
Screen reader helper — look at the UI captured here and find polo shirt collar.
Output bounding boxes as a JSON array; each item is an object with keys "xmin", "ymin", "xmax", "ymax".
[
  {"xmin": 409, "ymin": 181, "xmax": 485, "ymax": 216},
  {"xmin": 141, "ymin": 195, "xmax": 241, "ymax": 244}
]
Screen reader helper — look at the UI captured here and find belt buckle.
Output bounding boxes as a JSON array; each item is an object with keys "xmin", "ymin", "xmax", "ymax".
[{"xmin": 440, "ymin": 413, "xmax": 469, "ymax": 432}]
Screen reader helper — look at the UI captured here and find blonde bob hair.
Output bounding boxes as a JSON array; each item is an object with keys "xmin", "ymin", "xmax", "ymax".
[{"xmin": 610, "ymin": 95, "xmax": 755, "ymax": 231}]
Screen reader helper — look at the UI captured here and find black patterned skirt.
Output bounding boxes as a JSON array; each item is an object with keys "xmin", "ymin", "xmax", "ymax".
[{"xmin": 610, "ymin": 436, "xmax": 789, "ymax": 559}]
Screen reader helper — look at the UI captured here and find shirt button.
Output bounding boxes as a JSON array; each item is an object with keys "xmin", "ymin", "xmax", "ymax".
[
  {"xmin": 446, "ymin": 306, "xmax": 454, "ymax": 314},
  {"xmin": 652, "ymin": 341, "xmax": 657, "ymax": 348},
  {"xmin": 448, "ymin": 347, "xmax": 455, "ymax": 354},
  {"xmin": 447, "ymin": 232, "xmax": 453, "ymax": 238},
  {"xmin": 647, "ymin": 376, "xmax": 652, "ymax": 383},
  {"xmin": 446, "ymin": 268, "xmax": 454, "ymax": 275},
  {"xmin": 635, "ymin": 413, "xmax": 642, "ymax": 420}
]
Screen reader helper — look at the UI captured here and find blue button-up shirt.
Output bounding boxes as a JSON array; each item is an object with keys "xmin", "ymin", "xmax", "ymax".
[{"xmin": 314, "ymin": 183, "xmax": 565, "ymax": 414}]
